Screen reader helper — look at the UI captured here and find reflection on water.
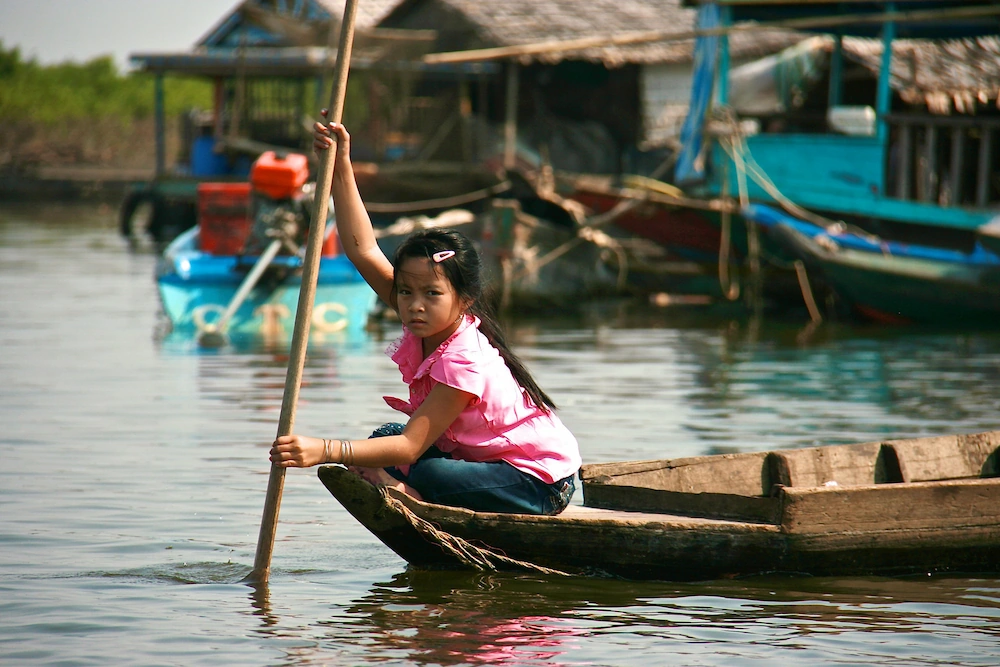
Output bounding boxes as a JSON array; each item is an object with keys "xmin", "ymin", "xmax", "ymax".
[
  {"xmin": 2, "ymin": 203, "xmax": 1000, "ymax": 666},
  {"xmin": 507, "ymin": 303, "xmax": 1000, "ymax": 461},
  {"xmin": 341, "ymin": 572, "xmax": 589, "ymax": 666},
  {"xmin": 252, "ymin": 570, "xmax": 1000, "ymax": 667}
]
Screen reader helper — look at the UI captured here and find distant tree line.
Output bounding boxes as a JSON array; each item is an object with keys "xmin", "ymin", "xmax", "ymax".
[{"xmin": 0, "ymin": 41, "xmax": 212, "ymax": 125}]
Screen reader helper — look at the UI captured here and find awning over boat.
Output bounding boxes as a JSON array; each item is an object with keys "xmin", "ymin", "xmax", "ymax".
[
  {"xmin": 131, "ymin": 47, "xmax": 346, "ymax": 76},
  {"xmin": 130, "ymin": 47, "xmax": 496, "ymax": 77},
  {"xmin": 729, "ymin": 35, "xmax": 828, "ymax": 115}
]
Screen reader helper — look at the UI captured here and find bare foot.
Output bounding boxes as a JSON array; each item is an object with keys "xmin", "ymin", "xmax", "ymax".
[{"xmin": 348, "ymin": 466, "xmax": 424, "ymax": 501}]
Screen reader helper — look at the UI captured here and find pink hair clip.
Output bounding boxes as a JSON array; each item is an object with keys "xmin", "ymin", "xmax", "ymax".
[{"xmin": 432, "ymin": 250, "xmax": 456, "ymax": 263}]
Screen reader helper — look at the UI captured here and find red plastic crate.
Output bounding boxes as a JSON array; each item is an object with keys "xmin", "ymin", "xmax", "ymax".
[{"xmin": 197, "ymin": 182, "xmax": 252, "ymax": 255}]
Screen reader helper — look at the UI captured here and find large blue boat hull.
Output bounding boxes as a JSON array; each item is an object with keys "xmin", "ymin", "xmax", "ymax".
[
  {"xmin": 157, "ymin": 228, "xmax": 377, "ymax": 339},
  {"xmin": 746, "ymin": 204, "xmax": 1000, "ymax": 324}
]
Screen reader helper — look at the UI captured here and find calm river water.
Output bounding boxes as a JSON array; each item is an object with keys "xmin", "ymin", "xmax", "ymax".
[{"xmin": 2, "ymin": 202, "xmax": 999, "ymax": 666}]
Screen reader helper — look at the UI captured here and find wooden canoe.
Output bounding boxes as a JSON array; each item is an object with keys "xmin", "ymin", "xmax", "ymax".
[{"xmin": 317, "ymin": 430, "xmax": 1000, "ymax": 580}]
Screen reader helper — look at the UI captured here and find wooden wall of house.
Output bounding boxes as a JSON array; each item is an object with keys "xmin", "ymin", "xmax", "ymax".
[{"xmin": 379, "ymin": 3, "xmax": 644, "ymax": 171}]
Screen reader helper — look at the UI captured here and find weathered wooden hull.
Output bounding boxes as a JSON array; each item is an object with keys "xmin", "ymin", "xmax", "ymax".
[
  {"xmin": 318, "ymin": 430, "xmax": 1000, "ymax": 580},
  {"xmin": 777, "ymin": 479, "xmax": 1000, "ymax": 575},
  {"xmin": 318, "ymin": 465, "xmax": 784, "ymax": 580},
  {"xmin": 567, "ymin": 186, "xmax": 723, "ymax": 263}
]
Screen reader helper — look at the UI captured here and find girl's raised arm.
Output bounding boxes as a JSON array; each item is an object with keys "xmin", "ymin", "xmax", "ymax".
[{"xmin": 315, "ymin": 117, "xmax": 395, "ymax": 305}]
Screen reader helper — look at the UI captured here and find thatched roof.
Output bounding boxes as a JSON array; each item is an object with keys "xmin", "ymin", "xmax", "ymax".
[
  {"xmin": 842, "ymin": 36, "xmax": 1000, "ymax": 113},
  {"xmin": 381, "ymin": 0, "xmax": 805, "ymax": 67}
]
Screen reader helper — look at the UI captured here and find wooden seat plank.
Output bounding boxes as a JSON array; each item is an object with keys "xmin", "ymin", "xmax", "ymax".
[{"xmin": 885, "ymin": 431, "xmax": 1000, "ymax": 482}]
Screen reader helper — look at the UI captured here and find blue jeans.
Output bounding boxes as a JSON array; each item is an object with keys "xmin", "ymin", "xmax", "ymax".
[{"xmin": 370, "ymin": 423, "xmax": 576, "ymax": 515}]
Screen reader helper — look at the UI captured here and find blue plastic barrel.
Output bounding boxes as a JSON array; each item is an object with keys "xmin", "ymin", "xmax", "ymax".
[{"xmin": 190, "ymin": 136, "xmax": 229, "ymax": 176}]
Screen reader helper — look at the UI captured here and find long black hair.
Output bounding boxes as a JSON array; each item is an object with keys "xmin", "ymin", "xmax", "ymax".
[{"xmin": 389, "ymin": 228, "xmax": 556, "ymax": 411}]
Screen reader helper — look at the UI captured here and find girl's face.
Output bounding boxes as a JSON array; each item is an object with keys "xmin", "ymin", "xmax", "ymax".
[{"xmin": 395, "ymin": 257, "xmax": 468, "ymax": 350}]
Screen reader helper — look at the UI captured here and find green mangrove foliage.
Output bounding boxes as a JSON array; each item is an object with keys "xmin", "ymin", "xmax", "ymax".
[{"xmin": 0, "ymin": 42, "xmax": 213, "ymax": 125}]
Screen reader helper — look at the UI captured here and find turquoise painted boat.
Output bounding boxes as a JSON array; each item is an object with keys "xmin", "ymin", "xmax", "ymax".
[
  {"xmin": 156, "ymin": 226, "xmax": 377, "ymax": 339},
  {"xmin": 745, "ymin": 203, "xmax": 1000, "ymax": 324},
  {"xmin": 675, "ymin": 1, "xmax": 1000, "ymax": 321}
]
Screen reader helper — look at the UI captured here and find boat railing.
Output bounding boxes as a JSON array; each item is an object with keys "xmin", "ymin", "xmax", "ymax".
[{"xmin": 886, "ymin": 113, "xmax": 1000, "ymax": 208}]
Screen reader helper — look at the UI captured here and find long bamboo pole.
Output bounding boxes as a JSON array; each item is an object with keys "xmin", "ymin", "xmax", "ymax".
[
  {"xmin": 423, "ymin": 4, "xmax": 1000, "ymax": 65},
  {"xmin": 244, "ymin": 0, "xmax": 360, "ymax": 586}
]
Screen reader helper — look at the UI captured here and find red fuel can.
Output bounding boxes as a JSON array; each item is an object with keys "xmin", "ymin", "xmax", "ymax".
[{"xmin": 250, "ymin": 151, "xmax": 309, "ymax": 200}]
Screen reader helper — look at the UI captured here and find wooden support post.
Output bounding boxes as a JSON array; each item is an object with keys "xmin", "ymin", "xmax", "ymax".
[
  {"xmin": 154, "ymin": 73, "xmax": 165, "ymax": 178},
  {"xmin": 977, "ymin": 127, "xmax": 993, "ymax": 206},
  {"xmin": 875, "ymin": 11, "xmax": 896, "ymax": 148},
  {"xmin": 950, "ymin": 126, "xmax": 965, "ymax": 206},
  {"xmin": 296, "ymin": 79, "xmax": 306, "ymax": 138},
  {"xmin": 213, "ymin": 78, "xmax": 225, "ymax": 139},
  {"xmin": 369, "ymin": 76, "xmax": 384, "ymax": 159},
  {"xmin": 478, "ymin": 70, "xmax": 489, "ymax": 161},
  {"xmin": 503, "ymin": 60, "xmax": 519, "ymax": 169},
  {"xmin": 828, "ymin": 35, "xmax": 843, "ymax": 107},
  {"xmin": 398, "ymin": 68, "xmax": 414, "ymax": 157},
  {"xmin": 459, "ymin": 76, "xmax": 472, "ymax": 163},
  {"xmin": 895, "ymin": 121, "xmax": 912, "ymax": 200},
  {"xmin": 717, "ymin": 5, "xmax": 731, "ymax": 106},
  {"xmin": 922, "ymin": 123, "xmax": 937, "ymax": 202}
]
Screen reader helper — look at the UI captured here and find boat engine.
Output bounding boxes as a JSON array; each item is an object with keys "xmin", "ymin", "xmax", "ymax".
[
  {"xmin": 194, "ymin": 151, "xmax": 338, "ymax": 259},
  {"xmin": 242, "ymin": 151, "xmax": 313, "ymax": 256}
]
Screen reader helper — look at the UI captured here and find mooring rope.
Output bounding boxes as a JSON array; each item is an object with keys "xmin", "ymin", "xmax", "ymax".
[
  {"xmin": 718, "ymin": 162, "xmax": 741, "ymax": 301},
  {"xmin": 364, "ymin": 180, "xmax": 512, "ymax": 214},
  {"xmin": 378, "ymin": 488, "xmax": 571, "ymax": 576},
  {"xmin": 713, "ymin": 107, "xmax": 840, "ymax": 315},
  {"xmin": 793, "ymin": 259, "xmax": 824, "ymax": 323},
  {"xmin": 713, "ymin": 107, "xmax": 841, "ymax": 230},
  {"xmin": 509, "ymin": 222, "xmax": 628, "ymax": 290}
]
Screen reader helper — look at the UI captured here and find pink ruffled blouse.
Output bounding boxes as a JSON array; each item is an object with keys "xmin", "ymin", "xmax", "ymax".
[{"xmin": 383, "ymin": 315, "xmax": 581, "ymax": 484}]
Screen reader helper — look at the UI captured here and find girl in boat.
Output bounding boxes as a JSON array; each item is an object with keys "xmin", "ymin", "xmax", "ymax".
[{"xmin": 269, "ymin": 117, "xmax": 581, "ymax": 515}]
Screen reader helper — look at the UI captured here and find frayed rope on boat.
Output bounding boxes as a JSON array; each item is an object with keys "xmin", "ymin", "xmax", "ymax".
[{"xmin": 379, "ymin": 488, "xmax": 571, "ymax": 576}]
